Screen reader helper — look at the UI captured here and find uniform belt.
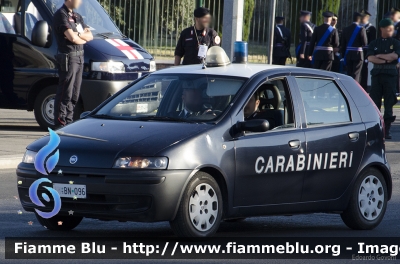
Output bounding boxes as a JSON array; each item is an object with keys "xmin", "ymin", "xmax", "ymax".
[
  {"xmin": 68, "ymin": 50, "xmax": 84, "ymax": 57},
  {"xmin": 346, "ymin": 47, "xmax": 363, "ymax": 51},
  {"xmin": 315, "ymin": 46, "xmax": 333, "ymax": 51},
  {"xmin": 276, "ymin": 43, "xmax": 284, "ymax": 47},
  {"xmin": 373, "ymin": 64, "xmax": 397, "ymax": 69},
  {"xmin": 363, "ymin": 46, "xmax": 369, "ymax": 49},
  {"xmin": 305, "ymin": 42, "xmax": 310, "ymax": 45}
]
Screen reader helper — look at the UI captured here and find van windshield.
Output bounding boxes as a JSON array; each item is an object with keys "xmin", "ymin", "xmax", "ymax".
[
  {"xmin": 43, "ymin": 0, "xmax": 121, "ymax": 35},
  {"xmin": 93, "ymin": 74, "xmax": 247, "ymax": 122}
]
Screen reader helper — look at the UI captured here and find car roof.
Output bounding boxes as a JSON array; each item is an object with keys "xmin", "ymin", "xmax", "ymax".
[{"xmin": 153, "ymin": 63, "xmax": 297, "ymax": 78}]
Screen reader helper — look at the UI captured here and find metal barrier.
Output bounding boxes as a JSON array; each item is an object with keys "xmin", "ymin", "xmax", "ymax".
[{"xmin": 97, "ymin": 0, "xmax": 399, "ymax": 63}]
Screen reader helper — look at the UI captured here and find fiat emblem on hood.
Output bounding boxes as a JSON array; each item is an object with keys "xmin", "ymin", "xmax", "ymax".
[{"xmin": 69, "ymin": 155, "xmax": 78, "ymax": 164}]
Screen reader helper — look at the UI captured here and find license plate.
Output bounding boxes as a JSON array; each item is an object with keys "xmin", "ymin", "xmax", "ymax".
[{"xmin": 53, "ymin": 183, "xmax": 87, "ymax": 199}]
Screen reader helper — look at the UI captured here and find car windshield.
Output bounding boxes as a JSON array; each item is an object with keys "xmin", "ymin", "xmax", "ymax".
[
  {"xmin": 93, "ymin": 74, "xmax": 247, "ymax": 122},
  {"xmin": 43, "ymin": 0, "xmax": 121, "ymax": 35}
]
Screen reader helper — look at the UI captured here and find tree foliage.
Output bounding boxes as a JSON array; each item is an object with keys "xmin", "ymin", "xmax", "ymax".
[
  {"xmin": 317, "ymin": 0, "xmax": 341, "ymax": 25},
  {"xmin": 243, "ymin": 0, "xmax": 255, "ymax": 41}
]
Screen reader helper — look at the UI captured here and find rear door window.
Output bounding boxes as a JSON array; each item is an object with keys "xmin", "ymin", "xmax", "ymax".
[{"xmin": 295, "ymin": 78, "xmax": 351, "ymax": 126}]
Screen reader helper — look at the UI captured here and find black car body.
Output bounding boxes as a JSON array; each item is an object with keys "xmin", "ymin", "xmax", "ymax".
[
  {"xmin": 0, "ymin": 0, "xmax": 154, "ymax": 129},
  {"xmin": 17, "ymin": 62, "xmax": 392, "ymax": 237}
]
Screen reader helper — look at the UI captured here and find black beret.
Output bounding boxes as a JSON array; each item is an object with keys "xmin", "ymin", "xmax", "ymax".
[
  {"xmin": 379, "ymin": 18, "xmax": 394, "ymax": 28},
  {"xmin": 322, "ymin": 11, "xmax": 334, "ymax": 18},
  {"xmin": 361, "ymin": 10, "xmax": 372, "ymax": 16},
  {"xmin": 300, "ymin": 10, "xmax": 312, "ymax": 16},
  {"xmin": 275, "ymin": 16, "xmax": 285, "ymax": 22},
  {"xmin": 194, "ymin": 7, "xmax": 210, "ymax": 18}
]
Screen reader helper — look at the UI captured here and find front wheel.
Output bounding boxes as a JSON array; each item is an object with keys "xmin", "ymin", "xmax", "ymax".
[
  {"xmin": 35, "ymin": 213, "xmax": 83, "ymax": 231},
  {"xmin": 170, "ymin": 172, "xmax": 223, "ymax": 237},
  {"xmin": 341, "ymin": 168, "xmax": 388, "ymax": 230}
]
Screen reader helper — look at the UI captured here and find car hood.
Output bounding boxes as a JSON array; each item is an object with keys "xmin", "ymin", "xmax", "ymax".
[
  {"xmin": 27, "ymin": 118, "xmax": 210, "ymax": 168},
  {"xmin": 87, "ymin": 38, "xmax": 153, "ymax": 60}
]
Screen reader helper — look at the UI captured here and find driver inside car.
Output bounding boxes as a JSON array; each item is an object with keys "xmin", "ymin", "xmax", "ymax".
[{"xmin": 171, "ymin": 80, "xmax": 212, "ymax": 118}]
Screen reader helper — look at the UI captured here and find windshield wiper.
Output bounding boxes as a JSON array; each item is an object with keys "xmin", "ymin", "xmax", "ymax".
[
  {"xmin": 91, "ymin": 114, "xmax": 119, "ymax": 119},
  {"xmin": 95, "ymin": 32, "xmax": 116, "ymax": 39},
  {"xmin": 132, "ymin": 116, "xmax": 197, "ymax": 123}
]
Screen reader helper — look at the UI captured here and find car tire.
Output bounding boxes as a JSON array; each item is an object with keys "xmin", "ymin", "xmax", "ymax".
[
  {"xmin": 34, "ymin": 85, "xmax": 83, "ymax": 130},
  {"xmin": 35, "ymin": 213, "xmax": 83, "ymax": 231},
  {"xmin": 170, "ymin": 171, "xmax": 223, "ymax": 238},
  {"xmin": 340, "ymin": 168, "xmax": 387, "ymax": 230}
]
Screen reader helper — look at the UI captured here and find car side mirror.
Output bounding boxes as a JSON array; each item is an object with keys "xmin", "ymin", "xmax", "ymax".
[
  {"xmin": 236, "ymin": 119, "xmax": 269, "ymax": 133},
  {"xmin": 31, "ymin": 20, "xmax": 49, "ymax": 47},
  {"xmin": 80, "ymin": 111, "xmax": 91, "ymax": 119}
]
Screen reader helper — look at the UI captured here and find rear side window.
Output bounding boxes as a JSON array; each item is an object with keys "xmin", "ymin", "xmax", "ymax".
[{"xmin": 295, "ymin": 78, "xmax": 351, "ymax": 126}]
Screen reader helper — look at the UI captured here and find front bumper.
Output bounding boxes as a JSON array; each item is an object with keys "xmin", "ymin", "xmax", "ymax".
[{"xmin": 16, "ymin": 163, "xmax": 190, "ymax": 222}]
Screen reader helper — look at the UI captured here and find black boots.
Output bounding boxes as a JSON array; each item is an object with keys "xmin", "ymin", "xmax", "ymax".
[{"xmin": 384, "ymin": 116, "xmax": 396, "ymax": 140}]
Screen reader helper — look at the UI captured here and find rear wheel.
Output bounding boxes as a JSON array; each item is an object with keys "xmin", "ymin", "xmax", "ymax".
[
  {"xmin": 341, "ymin": 168, "xmax": 387, "ymax": 230},
  {"xmin": 35, "ymin": 213, "xmax": 83, "ymax": 231},
  {"xmin": 170, "ymin": 171, "xmax": 223, "ymax": 237},
  {"xmin": 34, "ymin": 85, "xmax": 83, "ymax": 130}
]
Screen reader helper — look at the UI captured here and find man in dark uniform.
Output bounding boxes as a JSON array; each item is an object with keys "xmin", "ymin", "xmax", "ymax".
[
  {"xmin": 273, "ymin": 16, "xmax": 291, "ymax": 65},
  {"xmin": 297, "ymin": 10, "xmax": 315, "ymax": 68},
  {"xmin": 174, "ymin": 7, "xmax": 220, "ymax": 66},
  {"xmin": 331, "ymin": 14, "xmax": 342, "ymax": 73},
  {"xmin": 53, "ymin": 0, "xmax": 93, "ymax": 128},
  {"xmin": 341, "ymin": 12, "xmax": 368, "ymax": 83},
  {"xmin": 390, "ymin": 7, "xmax": 400, "ymax": 30},
  {"xmin": 367, "ymin": 18, "xmax": 400, "ymax": 139},
  {"xmin": 360, "ymin": 10, "xmax": 377, "ymax": 91},
  {"xmin": 308, "ymin": 11, "xmax": 339, "ymax": 71}
]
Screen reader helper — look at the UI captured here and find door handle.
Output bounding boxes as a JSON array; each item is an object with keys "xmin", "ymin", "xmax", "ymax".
[
  {"xmin": 348, "ymin": 132, "xmax": 359, "ymax": 141},
  {"xmin": 288, "ymin": 140, "xmax": 301, "ymax": 149}
]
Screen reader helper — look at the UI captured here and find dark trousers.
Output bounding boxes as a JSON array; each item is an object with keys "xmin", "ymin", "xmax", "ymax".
[
  {"xmin": 346, "ymin": 59, "xmax": 363, "ymax": 83},
  {"xmin": 54, "ymin": 55, "xmax": 83, "ymax": 127},
  {"xmin": 360, "ymin": 59, "xmax": 369, "ymax": 91},
  {"xmin": 297, "ymin": 58, "xmax": 312, "ymax": 68},
  {"xmin": 273, "ymin": 56, "xmax": 287, "ymax": 65},
  {"xmin": 313, "ymin": 60, "xmax": 333, "ymax": 71},
  {"xmin": 369, "ymin": 73, "xmax": 398, "ymax": 121},
  {"xmin": 332, "ymin": 56, "xmax": 340, "ymax": 73}
]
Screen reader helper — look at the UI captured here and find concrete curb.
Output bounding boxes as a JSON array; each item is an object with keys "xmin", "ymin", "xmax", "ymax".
[{"xmin": 0, "ymin": 155, "xmax": 22, "ymax": 169}]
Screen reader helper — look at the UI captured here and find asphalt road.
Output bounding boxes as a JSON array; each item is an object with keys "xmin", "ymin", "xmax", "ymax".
[{"xmin": 0, "ymin": 109, "xmax": 400, "ymax": 264}]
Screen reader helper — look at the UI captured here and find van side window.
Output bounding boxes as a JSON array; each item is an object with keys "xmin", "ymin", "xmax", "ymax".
[
  {"xmin": 244, "ymin": 79, "xmax": 295, "ymax": 131},
  {"xmin": 0, "ymin": 0, "xmax": 18, "ymax": 34},
  {"xmin": 295, "ymin": 78, "xmax": 351, "ymax": 126},
  {"xmin": 24, "ymin": 1, "xmax": 43, "ymax": 40}
]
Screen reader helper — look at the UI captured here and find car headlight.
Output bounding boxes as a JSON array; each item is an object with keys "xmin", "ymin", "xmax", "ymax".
[
  {"xmin": 22, "ymin": 150, "xmax": 37, "ymax": 164},
  {"xmin": 114, "ymin": 157, "xmax": 168, "ymax": 169},
  {"xmin": 149, "ymin": 60, "xmax": 156, "ymax": 72},
  {"xmin": 91, "ymin": 61, "xmax": 125, "ymax": 73}
]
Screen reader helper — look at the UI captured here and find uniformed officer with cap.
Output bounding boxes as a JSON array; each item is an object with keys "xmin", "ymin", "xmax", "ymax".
[
  {"xmin": 390, "ymin": 7, "xmax": 400, "ymax": 33},
  {"xmin": 341, "ymin": 12, "xmax": 367, "ymax": 83},
  {"xmin": 360, "ymin": 10, "xmax": 377, "ymax": 91},
  {"xmin": 273, "ymin": 16, "xmax": 291, "ymax": 65},
  {"xmin": 174, "ymin": 7, "xmax": 220, "ymax": 66},
  {"xmin": 331, "ymin": 13, "xmax": 342, "ymax": 73},
  {"xmin": 53, "ymin": 0, "xmax": 93, "ymax": 128},
  {"xmin": 308, "ymin": 11, "xmax": 339, "ymax": 71},
  {"xmin": 367, "ymin": 18, "xmax": 400, "ymax": 139},
  {"xmin": 297, "ymin": 10, "xmax": 315, "ymax": 68}
]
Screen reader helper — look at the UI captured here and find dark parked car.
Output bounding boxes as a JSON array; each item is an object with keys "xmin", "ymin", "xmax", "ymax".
[
  {"xmin": 17, "ymin": 49, "xmax": 391, "ymax": 237},
  {"xmin": 0, "ymin": 0, "xmax": 154, "ymax": 129}
]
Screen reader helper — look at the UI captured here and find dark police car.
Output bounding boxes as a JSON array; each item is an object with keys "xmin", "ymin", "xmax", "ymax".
[
  {"xmin": 0, "ymin": 0, "xmax": 154, "ymax": 129},
  {"xmin": 17, "ymin": 47, "xmax": 391, "ymax": 237}
]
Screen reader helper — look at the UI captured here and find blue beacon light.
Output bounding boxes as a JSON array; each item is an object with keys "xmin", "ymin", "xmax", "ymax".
[{"xmin": 233, "ymin": 41, "xmax": 248, "ymax": 64}]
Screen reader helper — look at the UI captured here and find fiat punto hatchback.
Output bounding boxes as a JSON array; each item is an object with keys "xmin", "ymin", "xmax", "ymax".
[{"xmin": 17, "ymin": 48, "xmax": 392, "ymax": 237}]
